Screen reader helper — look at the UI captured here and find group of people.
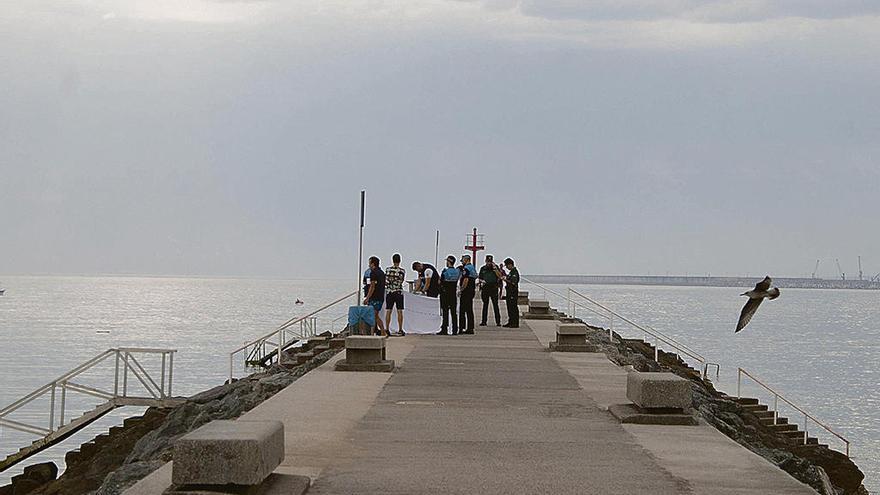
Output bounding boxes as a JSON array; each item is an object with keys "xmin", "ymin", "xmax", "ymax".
[{"xmin": 362, "ymin": 253, "xmax": 520, "ymax": 336}]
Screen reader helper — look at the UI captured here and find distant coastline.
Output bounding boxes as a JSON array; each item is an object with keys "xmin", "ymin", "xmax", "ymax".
[{"xmin": 526, "ymin": 275, "xmax": 880, "ymax": 290}]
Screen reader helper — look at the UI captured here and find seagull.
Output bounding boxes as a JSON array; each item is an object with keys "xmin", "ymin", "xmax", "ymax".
[
  {"xmin": 295, "ymin": 299, "xmax": 304, "ymax": 305},
  {"xmin": 735, "ymin": 276, "xmax": 780, "ymax": 333}
]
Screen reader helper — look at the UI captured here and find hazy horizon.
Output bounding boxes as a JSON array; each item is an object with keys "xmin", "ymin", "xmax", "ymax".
[{"xmin": 3, "ymin": 1, "xmax": 879, "ymax": 280}]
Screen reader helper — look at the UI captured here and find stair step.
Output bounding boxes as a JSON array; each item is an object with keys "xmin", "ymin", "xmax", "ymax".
[
  {"xmin": 729, "ymin": 397, "xmax": 760, "ymax": 405},
  {"xmin": 741, "ymin": 404, "xmax": 769, "ymax": 412},
  {"xmin": 767, "ymin": 423, "xmax": 798, "ymax": 432},
  {"xmin": 758, "ymin": 416, "xmax": 789, "ymax": 425},
  {"xmin": 780, "ymin": 430, "xmax": 807, "ymax": 439}
]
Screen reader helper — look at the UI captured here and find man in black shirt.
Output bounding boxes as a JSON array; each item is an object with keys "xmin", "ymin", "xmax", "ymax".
[
  {"xmin": 363, "ymin": 256, "xmax": 388, "ymax": 336},
  {"xmin": 502, "ymin": 257, "xmax": 520, "ymax": 328},
  {"xmin": 478, "ymin": 254, "xmax": 502, "ymax": 326}
]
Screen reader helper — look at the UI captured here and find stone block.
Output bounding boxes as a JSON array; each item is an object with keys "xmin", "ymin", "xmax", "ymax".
[
  {"xmin": 334, "ymin": 360, "xmax": 395, "ymax": 372},
  {"xmin": 164, "ymin": 473, "xmax": 310, "ymax": 495},
  {"xmin": 626, "ymin": 372, "xmax": 691, "ymax": 411},
  {"xmin": 608, "ymin": 403, "xmax": 697, "ymax": 426},
  {"xmin": 306, "ymin": 337, "xmax": 328, "ymax": 348},
  {"xmin": 344, "ymin": 336, "xmax": 385, "ymax": 364},
  {"xmin": 329, "ymin": 338, "xmax": 346, "ymax": 349},
  {"xmin": 172, "ymin": 421, "xmax": 284, "ymax": 486},
  {"xmin": 294, "ymin": 352, "xmax": 313, "ymax": 365},
  {"xmin": 345, "ymin": 336, "xmax": 386, "ymax": 349},
  {"xmin": 556, "ymin": 323, "xmax": 587, "ymax": 335}
]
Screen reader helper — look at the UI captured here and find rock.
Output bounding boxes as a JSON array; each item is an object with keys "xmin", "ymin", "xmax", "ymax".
[
  {"xmin": 21, "ymin": 463, "xmax": 57, "ymax": 485},
  {"xmin": 11, "ymin": 478, "xmax": 41, "ymax": 495}
]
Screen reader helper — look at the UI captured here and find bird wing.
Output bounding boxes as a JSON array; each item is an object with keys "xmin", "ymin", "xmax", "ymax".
[
  {"xmin": 735, "ymin": 297, "xmax": 764, "ymax": 333},
  {"xmin": 755, "ymin": 276, "xmax": 772, "ymax": 292}
]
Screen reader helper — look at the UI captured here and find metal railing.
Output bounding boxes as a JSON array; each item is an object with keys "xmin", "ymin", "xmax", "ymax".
[
  {"xmin": 520, "ymin": 277, "xmax": 719, "ymax": 379},
  {"xmin": 228, "ymin": 291, "xmax": 357, "ymax": 383},
  {"xmin": 0, "ymin": 348, "xmax": 177, "ymax": 470},
  {"xmin": 736, "ymin": 368, "xmax": 850, "ymax": 457}
]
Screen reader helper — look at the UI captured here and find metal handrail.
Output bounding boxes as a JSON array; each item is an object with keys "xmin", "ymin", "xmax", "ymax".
[
  {"xmin": 520, "ymin": 277, "xmax": 714, "ymax": 379},
  {"xmin": 518, "ymin": 277, "xmax": 610, "ymax": 320},
  {"xmin": 228, "ymin": 290, "xmax": 357, "ymax": 382},
  {"xmin": 0, "ymin": 348, "xmax": 175, "ymax": 438},
  {"xmin": 736, "ymin": 368, "xmax": 850, "ymax": 457},
  {"xmin": 566, "ymin": 287, "xmax": 713, "ymax": 374}
]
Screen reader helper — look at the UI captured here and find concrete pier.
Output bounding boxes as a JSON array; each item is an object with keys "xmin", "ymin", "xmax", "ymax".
[{"xmin": 127, "ymin": 301, "xmax": 819, "ymax": 495}]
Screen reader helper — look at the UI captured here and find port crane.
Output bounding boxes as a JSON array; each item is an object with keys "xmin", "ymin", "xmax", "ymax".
[
  {"xmin": 858, "ymin": 256, "xmax": 863, "ymax": 281},
  {"xmin": 835, "ymin": 259, "xmax": 846, "ymax": 281},
  {"xmin": 811, "ymin": 259, "xmax": 820, "ymax": 279}
]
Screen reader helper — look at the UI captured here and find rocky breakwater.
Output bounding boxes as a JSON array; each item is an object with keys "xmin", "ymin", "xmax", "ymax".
[
  {"xmin": 2, "ymin": 334, "xmax": 342, "ymax": 495},
  {"xmin": 576, "ymin": 320, "xmax": 868, "ymax": 495}
]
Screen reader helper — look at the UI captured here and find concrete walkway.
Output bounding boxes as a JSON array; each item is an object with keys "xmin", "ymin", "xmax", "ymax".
[
  {"xmin": 527, "ymin": 318, "xmax": 817, "ymax": 495},
  {"xmin": 127, "ymin": 302, "xmax": 817, "ymax": 495},
  {"xmin": 308, "ymin": 325, "xmax": 688, "ymax": 494}
]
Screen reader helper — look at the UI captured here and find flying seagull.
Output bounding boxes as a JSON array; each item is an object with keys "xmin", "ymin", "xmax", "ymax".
[{"xmin": 735, "ymin": 276, "xmax": 780, "ymax": 333}]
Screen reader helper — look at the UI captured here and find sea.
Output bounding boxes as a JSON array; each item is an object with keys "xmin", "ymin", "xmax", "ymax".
[{"xmin": 0, "ymin": 275, "xmax": 876, "ymax": 492}]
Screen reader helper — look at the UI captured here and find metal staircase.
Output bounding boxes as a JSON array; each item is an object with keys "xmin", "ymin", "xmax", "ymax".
[{"xmin": 0, "ymin": 348, "xmax": 183, "ymax": 472}]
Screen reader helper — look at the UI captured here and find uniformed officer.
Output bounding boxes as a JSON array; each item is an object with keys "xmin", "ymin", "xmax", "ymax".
[
  {"xmin": 503, "ymin": 257, "xmax": 520, "ymax": 328},
  {"xmin": 458, "ymin": 254, "xmax": 477, "ymax": 334},
  {"xmin": 438, "ymin": 255, "xmax": 461, "ymax": 335}
]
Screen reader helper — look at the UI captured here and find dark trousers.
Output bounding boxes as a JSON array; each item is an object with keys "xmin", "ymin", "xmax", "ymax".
[
  {"xmin": 481, "ymin": 286, "xmax": 500, "ymax": 325},
  {"xmin": 440, "ymin": 289, "xmax": 458, "ymax": 334},
  {"xmin": 505, "ymin": 288, "xmax": 519, "ymax": 327},
  {"xmin": 459, "ymin": 286, "xmax": 475, "ymax": 331}
]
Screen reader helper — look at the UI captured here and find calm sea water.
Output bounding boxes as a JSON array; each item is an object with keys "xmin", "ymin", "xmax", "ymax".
[{"xmin": 0, "ymin": 276, "xmax": 876, "ymax": 492}]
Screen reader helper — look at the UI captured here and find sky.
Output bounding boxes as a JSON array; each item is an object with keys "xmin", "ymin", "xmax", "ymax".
[{"xmin": 1, "ymin": 0, "xmax": 879, "ymax": 279}]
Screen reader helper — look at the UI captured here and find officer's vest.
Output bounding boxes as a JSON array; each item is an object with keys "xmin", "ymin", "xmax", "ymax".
[{"xmin": 422, "ymin": 263, "xmax": 441, "ymax": 297}]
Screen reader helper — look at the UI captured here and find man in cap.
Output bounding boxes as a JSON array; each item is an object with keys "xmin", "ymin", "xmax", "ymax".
[
  {"xmin": 412, "ymin": 261, "xmax": 440, "ymax": 298},
  {"xmin": 458, "ymin": 254, "xmax": 477, "ymax": 334},
  {"xmin": 438, "ymin": 255, "xmax": 461, "ymax": 335}
]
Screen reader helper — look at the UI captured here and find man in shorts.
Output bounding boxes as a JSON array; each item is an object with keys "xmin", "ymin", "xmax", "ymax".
[
  {"xmin": 385, "ymin": 253, "xmax": 406, "ymax": 336},
  {"xmin": 363, "ymin": 256, "xmax": 388, "ymax": 336}
]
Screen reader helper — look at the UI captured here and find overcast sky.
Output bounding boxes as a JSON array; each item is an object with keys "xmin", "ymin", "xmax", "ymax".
[{"xmin": 2, "ymin": 1, "xmax": 878, "ymax": 279}]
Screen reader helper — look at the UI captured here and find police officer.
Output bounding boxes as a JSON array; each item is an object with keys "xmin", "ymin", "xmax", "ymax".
[
  {"xmin": 479, "ymin": 254, "xmax": 502, "ymax": 326},
  {"xmin": 412, "ymin": 261, "xmax": 441, "ymax": 298},
  {"xmin": 438, "ymin": 255, "xmax": 460, "ymax": 335},
  {"xmin": 458, "ymin": 254, "xmax": 477, "ymax": 334},
  {"xmin": 502, "ymin": 257, "xmax": 520, "ymax": 328}
]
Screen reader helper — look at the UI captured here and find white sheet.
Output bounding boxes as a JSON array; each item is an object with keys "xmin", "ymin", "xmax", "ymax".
[{"xmin": 382, "ymin": 292, "xmax": 441, "ymax": 334}]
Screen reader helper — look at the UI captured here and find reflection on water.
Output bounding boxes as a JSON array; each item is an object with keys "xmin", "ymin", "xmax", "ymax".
[
  {"xmin": 0, "ymin": 276, "xmax": 351, "ymax": 484},
  {"xmin": 0, "ymin": 276, "xmax": 876, "ymax": 492}
]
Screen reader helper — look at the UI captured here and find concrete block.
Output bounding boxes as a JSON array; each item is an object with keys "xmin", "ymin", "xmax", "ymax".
[
  {"xmin": 172, "ymin": 420, "xmax": 284, "ymax": 486},
  {"xmin": 306, "ymin": 337, "xmax": 328, "ymax": 348},
  {"xmin": 517, "ymin": 291, "xmax": 529, "ymax": 305},
  {"xmin": 164, "ymin": 473, "xmax": 310, "ymax": 494},
  {"xmin": 626, "ymin": 372, "xmax": 691, "ymax": 411},
  {"xmin": 294, "ymin": 352, "xmax": 313, "ymax": 365},
  {"xmin": 345, "ymin": 336, "xmax": 386, "ymax": 349},
  {"xmin": 329, "ymin": 338, "xmax": 346, "ymax": 349},
  {"xmin": 344, "ymin": 336, "xmax": 385, "ymax": 364},
  {"xmin": 556, "ymin": 323, "xmax": 587, "ymax": 335},
  {"xmin": 549, "ymin": 342, "xmax": 598, "ymax": 352},
  {"xmin": 312, "ymin": 344, "xmax": 331, "ymax": 354},
  {"xmin": 608, "ymin": 403, "xmax": 697, "ymax": 426},
  {"xmin": 528, "ymin": 300, "xmax": 550, "ymax": 311},
  {"xmin": 334, "ymin": 360, "xmax": 395, "ymax": 372}
]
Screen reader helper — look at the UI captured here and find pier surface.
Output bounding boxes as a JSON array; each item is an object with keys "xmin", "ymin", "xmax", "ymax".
[{"xmin": 126, "ymin": 306, "xmax": 818, "ymax": 494}]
